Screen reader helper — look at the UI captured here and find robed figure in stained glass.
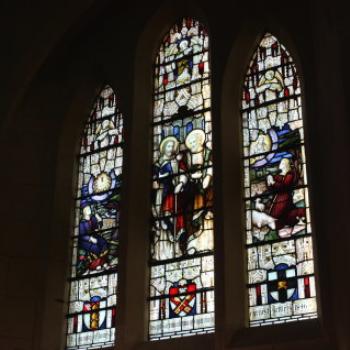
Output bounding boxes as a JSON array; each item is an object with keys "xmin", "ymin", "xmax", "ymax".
[
  {"xmin": 77, "ymin": 201, "xmax": 108, "ymax": 274},
  {"xmin": 181, "ymin": 129, "xmax": 214, "ymax": 255},
  {"xmin": 152, "ymin": 136, "xmax": 187, "ymax": 260},
  {"xmin": 267, "ymin": 157, "xmax": 306, "ymax": 234}
]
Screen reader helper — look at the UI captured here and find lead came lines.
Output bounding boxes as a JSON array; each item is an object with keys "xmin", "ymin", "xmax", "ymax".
[
  {"xmin": 149, "ymin": 18, "xmax": 215, "ymax": 340},
  {"xmin": 241, "ymin": 33, "xmax": 318, "ymax": 326}
]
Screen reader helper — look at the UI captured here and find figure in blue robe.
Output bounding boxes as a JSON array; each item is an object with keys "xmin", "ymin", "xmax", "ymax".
[{"xmin": 77, "ymin": 201, "xmax": 108, "ymax": 275}]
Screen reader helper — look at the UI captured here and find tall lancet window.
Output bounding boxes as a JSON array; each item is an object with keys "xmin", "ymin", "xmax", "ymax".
[
  {"xmin": 149, "ymin": 18, "xmax": 215, "ymax": 340},
  {"xmin": 66, "ymin": 85, "xmax": 123, "ymax": 349},
  {"xmin": 241, "ymin": 33, "xmax": 318, "ymax": 327}
]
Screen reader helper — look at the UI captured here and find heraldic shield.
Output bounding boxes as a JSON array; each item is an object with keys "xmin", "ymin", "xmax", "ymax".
[
  {"xmin": 169, "ymin": 282, "xmax": 197, "ymax": 318},
  {"xmin": 267, "ymin": 264, "xmax": 298, "ymax": 303},
  {"xmin": 82, "ymin": 296, "xmax": 107, "ymax": 331}
]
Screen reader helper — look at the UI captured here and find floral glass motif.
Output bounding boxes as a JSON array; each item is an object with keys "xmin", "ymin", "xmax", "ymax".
[
  {"xmin": 66, "ymin": 85, "xmax": 123, "ymax": 349},
  {"xmin": 242, "ymin": 33, "xmax": 318, "ymax": 326},
  {"xmin": 149, "ymin": 18, "xmax": 215, "ymax": 340}
]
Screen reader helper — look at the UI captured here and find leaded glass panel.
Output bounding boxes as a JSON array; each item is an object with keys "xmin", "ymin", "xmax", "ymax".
[
  {"xmin": 149, "ymin": 18, "xmax": 215, "ymax": 340},
  {"xmin": 66, "ymin": 85, "xmax": 122, "ymax": 349},
  {"xmin": 241, "ymin": 33, "xmax": 318, "ymax": 326}
]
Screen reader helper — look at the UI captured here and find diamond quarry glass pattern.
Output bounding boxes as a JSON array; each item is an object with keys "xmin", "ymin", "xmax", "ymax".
[
  {"xmin": 241, "ymin": 33, "xmax": 318, "ymax": 326},
  {"xmin": 149, "ymin": 18, "xmax": 215, "ymax": 340},
  {"xmin": 66, "ymin": 85, "xmax": 123, "ymax": 349}
]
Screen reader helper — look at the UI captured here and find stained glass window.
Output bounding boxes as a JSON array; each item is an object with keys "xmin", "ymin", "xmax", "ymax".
[
  {"xmin": 241, "ymin": 33, "xmax": 318, "ymax": 326},
  {"xmin": 149, "ymin": 18, "xmax": 215, "ymax": 340},
  {"xmin": 66, "ymin": 85, "xmax": 123, "ymax": 349}
]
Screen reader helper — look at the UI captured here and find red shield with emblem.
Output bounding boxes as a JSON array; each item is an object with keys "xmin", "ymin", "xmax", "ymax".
[{"xmin": 169, "ymin": 282, "xmax": 196, "ymax": 317}]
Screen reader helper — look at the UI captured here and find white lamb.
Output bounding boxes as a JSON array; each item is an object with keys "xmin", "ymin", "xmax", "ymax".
[
  {"xmin": 255, "ymin": 197, "xmax": 265, "ymax": 212},
  {"xmin": 251, "ymin": 210, "xmax": 276, "ymax": 230},
  {"xmin": 187, "ymin": 212, "xmax": 214, "ymax": 255}
]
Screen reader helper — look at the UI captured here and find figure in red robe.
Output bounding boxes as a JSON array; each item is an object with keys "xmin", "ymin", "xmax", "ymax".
[
  {"xmin": 152, "ymin": 136, "xmax": 188, "ymax": 255},
  {"xmin": 267, "ymin": 158, "xmax": 305, "ymax": 230}
]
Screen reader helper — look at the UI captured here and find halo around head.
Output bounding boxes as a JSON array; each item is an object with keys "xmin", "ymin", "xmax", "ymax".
[
  {"xmin": 185, "ymin": 129, "xmax": 206, "ymax": 149},
  {"xmin": 280, "ymin": 157, "xmax": 292, "ymax": 169},
  {"xmin": 159, "ymin": 136, "xmax": 179, "ymax": 155}
]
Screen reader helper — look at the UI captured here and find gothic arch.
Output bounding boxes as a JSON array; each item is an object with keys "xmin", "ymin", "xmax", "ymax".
[
  {"xmin": 242, "ymin": 32, "xmax": 317, "ymax": 326},
  {"xmin": 39, "ymin": 79, "xmax": 115, "ymax": 350},
  {"xmin": 2, "ymin": 2, "xmax": 350, "ymax": 350},
  {"xmin": 120, "ymin": 3, "xmax": 215, "ymax": 350},
  {"xmin": 63, "ymin": 84, "xmax": 125, "ymax": 349},
  {"xmin": 149, "ymin": 17, "xmax": 215, "ymax": 341},
  {"xmin": 20, "ymin": 4, "xmax": 335, "ymax": 350},
  {"xmin": 220, "ymin": 21, "xmax": 326, "ymax": 347}
]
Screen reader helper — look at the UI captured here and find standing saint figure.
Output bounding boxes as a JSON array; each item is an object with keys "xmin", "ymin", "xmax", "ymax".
[
  {"xmin": 181, "ymin": 129, "xmax": 214, "ymax": 254},
  {"xmin": 267, "ymin": 157, "xmax": 306, "ymax": 235},
  {"xmin": 152, "ymin": 136, "xmax": 188, "ymax": 260},
  {"xmin": 175, "ymin": 39, "xmax": 193, "ymax": 86}
]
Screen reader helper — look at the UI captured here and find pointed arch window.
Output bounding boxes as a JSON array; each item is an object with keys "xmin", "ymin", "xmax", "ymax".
[
  {"xmin": 66, "ymin": 85, "xmax": 123, "ymax": 349},
  {"xmin": 241, "ymin": 33, "xmax": 318, "ymax": 326},
  {"xmin": 149, "ymin": 18, "xmax": 215, "ymax": 340}
]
